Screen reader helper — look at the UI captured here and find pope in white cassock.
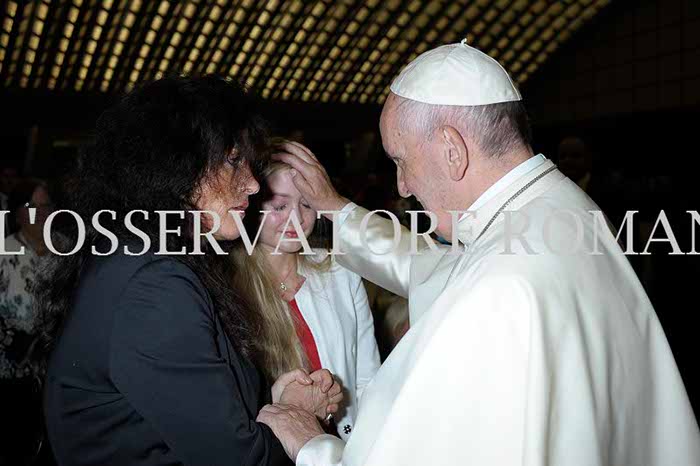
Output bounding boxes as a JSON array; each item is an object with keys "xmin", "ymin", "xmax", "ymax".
[{"xmin": 258, "ymin": 42, "xmax": 700, "ymax": 466}]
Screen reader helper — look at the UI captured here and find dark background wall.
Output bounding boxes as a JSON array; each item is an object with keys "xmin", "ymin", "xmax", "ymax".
[
  {"xmin": 529, "ymin": 0, "xmax": 700, "ymax": 123},
  {"xmin": 525, "ymin": 0, "xmax": 699, "ymax": 170}
]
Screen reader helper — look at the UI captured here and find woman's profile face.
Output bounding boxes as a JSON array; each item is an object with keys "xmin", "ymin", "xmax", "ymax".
[
  {"xmin": 196, "ymin": 156, "xmax": 259, "ymax": 241},
  {"xmin": 259, "ymin": 168, "xmax": 317, "ymax": 253}
]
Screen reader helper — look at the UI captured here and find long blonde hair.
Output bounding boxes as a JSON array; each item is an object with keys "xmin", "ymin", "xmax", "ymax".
[{"xmin": 231, "ymin": 161, "xmax": 331, "ymax": 381}]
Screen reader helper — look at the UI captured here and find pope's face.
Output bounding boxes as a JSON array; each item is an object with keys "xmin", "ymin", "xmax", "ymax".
[
  {"xmin": 259, "ymin": 168, "xmax": 317, "ymax": 253},
  {"xmin": 380, "ymin": 94, "xmax": 454, "ymax": 238}
]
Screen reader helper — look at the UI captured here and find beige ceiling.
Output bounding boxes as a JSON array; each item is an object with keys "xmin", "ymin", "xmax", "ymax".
[{"xmin": 0, "ymin": 0, "xmax": 612, "ymax": 103}]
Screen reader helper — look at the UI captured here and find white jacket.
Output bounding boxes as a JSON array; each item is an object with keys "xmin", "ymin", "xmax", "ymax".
[{"xmin": 296, "ymin": 253, "xmax": 381, "ymax": 441}]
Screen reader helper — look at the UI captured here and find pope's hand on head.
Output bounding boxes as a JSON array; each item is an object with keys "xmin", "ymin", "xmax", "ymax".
[
  {"xmin": 257, "ymin": 404, "xmax": 324, "ymax": 462},
  {"xmin": 279, "ymin": 368, "xmax": 344, "ymax": 419},
  {"xmin": 272, "ymin": 141, "xmax": 349, "ymax": 214}
]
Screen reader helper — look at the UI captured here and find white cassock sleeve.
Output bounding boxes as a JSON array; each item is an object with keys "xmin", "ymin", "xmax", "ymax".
[
  {"xmin": 334, "ymin": 203, "xmax": 413, "ymax": 298},
  {"xmin": 296, "ymin": 434, "xmax": 345, "ymax": 466}
]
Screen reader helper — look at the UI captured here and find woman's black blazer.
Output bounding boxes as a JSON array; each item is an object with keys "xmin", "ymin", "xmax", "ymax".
[{"xmin": 44, "ymin": 251, "xmax": 287, "ymax": 466}]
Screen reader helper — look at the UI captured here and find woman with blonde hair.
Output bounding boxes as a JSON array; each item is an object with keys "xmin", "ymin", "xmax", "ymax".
[{"xmin": 232, "ymin": 143, "xmax": 380, "ymax": 440}]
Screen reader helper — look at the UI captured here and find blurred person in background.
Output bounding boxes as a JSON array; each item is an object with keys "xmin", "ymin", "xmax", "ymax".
[
  {"xmin": 0, "ymin": 178, "xmax": 54, "ymax": 465},
  {"xmin": 1, "ymin": 179, "xmax": 54, "ymax": 376},
  {"xmin": 557, "ymin": 136, "xmax": 593, "ymax": 192},
  {"xmin": 380, "ymin": 296, "xmax": 409, "ymax": 353},
  {"xmin": 1, "ymin": 166, "xmax": 21, "ymax": 234},
  {"xmin": 557, "ymin": 136, "xmax": 626, "ymax": 221},
  {"xmin": 0, "ymin": 166, "xmax": 21, "ymax": 196}
]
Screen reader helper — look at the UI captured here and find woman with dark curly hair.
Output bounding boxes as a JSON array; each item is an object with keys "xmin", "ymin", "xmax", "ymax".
[{"xmin": 38, "ymin": 76, "xmax": 341, "ymax": 466}]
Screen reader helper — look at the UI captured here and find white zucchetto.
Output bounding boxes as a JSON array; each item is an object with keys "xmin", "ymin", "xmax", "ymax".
[{"xmin": 389, "ymin": 40, "xmax": 522, "ymax": 106}]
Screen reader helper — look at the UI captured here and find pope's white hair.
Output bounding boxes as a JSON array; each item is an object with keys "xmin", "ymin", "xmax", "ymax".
[{"xmin": 393, "ymin": 96, "xmax": 532, "ymax": 158}]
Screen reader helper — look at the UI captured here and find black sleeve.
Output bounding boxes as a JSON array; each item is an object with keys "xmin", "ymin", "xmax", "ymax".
[{"xmin": 109, "ymin": 259, "xmax": 285, "ymax": 466}]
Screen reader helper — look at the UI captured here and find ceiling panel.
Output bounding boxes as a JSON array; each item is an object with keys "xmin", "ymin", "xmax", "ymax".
[{"xmin": 0, "ymin": 0, "xmax": 612, "ymax": 104}]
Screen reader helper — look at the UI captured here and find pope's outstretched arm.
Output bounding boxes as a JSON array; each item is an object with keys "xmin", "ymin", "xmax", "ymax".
[{"xmin": 273, "ymin": 141, "xmax": 413, "ymax": 298}]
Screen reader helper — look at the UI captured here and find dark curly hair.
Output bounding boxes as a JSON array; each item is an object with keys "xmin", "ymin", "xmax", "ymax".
[{"xmin": 35, "ymin": 75, "xmax": 270, "ymax": 364}]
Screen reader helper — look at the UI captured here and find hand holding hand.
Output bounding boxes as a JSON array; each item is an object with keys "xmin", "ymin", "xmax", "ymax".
[
  {"xmin": 272, "ymin": 141, "xmax": 349, "ymax": 213},
  {"xmin": 271, "ymin": 369, "xmax": 313, "ymax": 404},
  {"xmin": 257, "ymin": 404, "xmax": 324, "ymax": 462},
  {"xmin": 279, "ymin": 368, "xmax": 344, "ymax": 419}
]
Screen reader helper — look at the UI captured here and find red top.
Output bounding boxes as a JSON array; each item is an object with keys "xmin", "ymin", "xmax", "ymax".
[{"xmin": 288, "ymin": 298, "xmax": 322, "ymax": 372}]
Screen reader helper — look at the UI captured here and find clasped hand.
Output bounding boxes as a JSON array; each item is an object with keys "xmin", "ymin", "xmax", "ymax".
[
  {"xmin": 270, "ymin": 368, "xmax": 343, "ymax": 419},
  {"xmin": 259, "ymin": 368, "xmax": 344, "ymax": 461}
]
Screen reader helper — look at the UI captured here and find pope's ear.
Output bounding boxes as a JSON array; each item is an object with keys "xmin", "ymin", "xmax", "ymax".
[{"xmin": 439, "ymin": 125, "xmax": 468, "ymax": 181}]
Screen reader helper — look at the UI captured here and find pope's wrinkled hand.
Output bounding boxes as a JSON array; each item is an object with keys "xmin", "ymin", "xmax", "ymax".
[
  {"xmin": 257, "ymin": 403, "xmax": 324, "ymax": 462},
  {"xmin": 279, "ymin": 368, "xmax": 344, "ymax": 419},
  {"xmin": 272, "ymin": 141, "xmax": 349, "ymax": 213},
  {"xmin": 271, "ymin": 368, "xmax": 313, "ymax": 404}
]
